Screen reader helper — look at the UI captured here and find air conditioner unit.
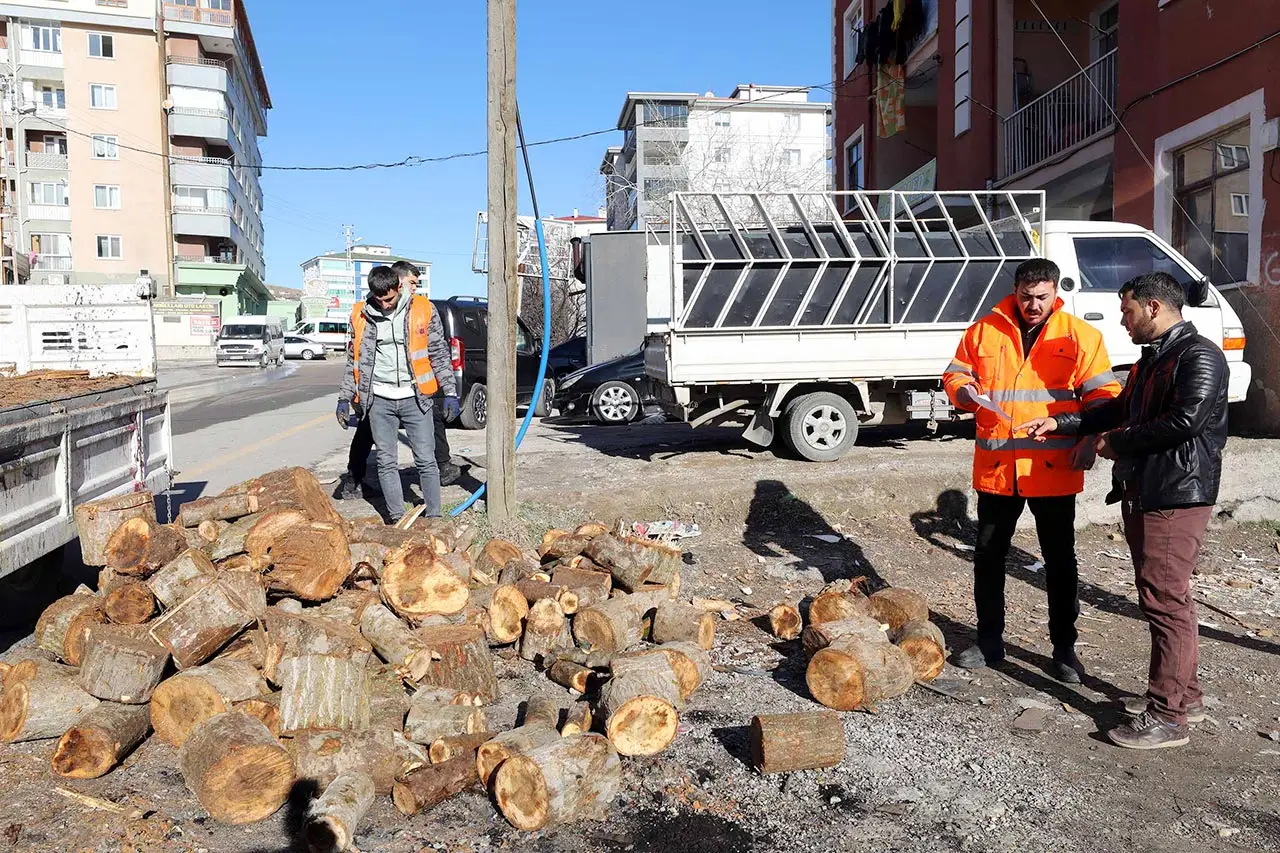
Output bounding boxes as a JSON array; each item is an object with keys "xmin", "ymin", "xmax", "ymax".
[{"xmin": 47, "ymin": 273, "xmax": 68, "ymax": 286}]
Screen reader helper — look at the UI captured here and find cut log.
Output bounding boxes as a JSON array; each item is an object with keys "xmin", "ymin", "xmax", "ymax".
[
  {"xmin": 217, "ymin": 554, "xmax": 257, "ymax": 573},
  {"xmin": 244, "ymin": 508, "xmax": 307, "ymax": 568},
  {"xmin": 179, "ymin": 711, "xmax": 295, "ymax": 824},
  {"xmin": 315, "ymin": 590, "xmax": 379, "ymax": 626},
  {"xmin": 690, "ymin": 597, "xmax": 737, "ymax": 613},
  {"xmin": 381, "ymin": 543, "xmax": 471, "ymax": 619},
  {"xmin": 150, "ymin": 658, "xmax": 270, "ymax": 747},
  {"xmin": 277, "ymin": 654, "xmax": 372, "ymax": 735},
  {"xmin": 235, "ymin": 692, "xmax": 283, "ymax": 737},
  {"xmin": 412, "ymin": 685, "xmax": 481, "ymax": 707},
  {"xmin": 638, "ymin": 572, "xmax": 682, "ymax": 601},
  {"xmin": 220, "ymin": 569, "xmax": 268, "ymax": 617},
  {"xmin": 891, "ymin": 619, "xmax": 947, "ymax": 682},
  {"xmin": 263, "ymin": 610, "xmax": 373, "ymax": 661},
  {"xmin": 475, "ymin": 725, "xmax": 561, "ymax": 787},
  {"xmin": 476, "ymin": 539, "xmax": 523, "ymax": 580},
  {"xmin": 51, "ymin": 701, "xmax": 152, "ymax": 779},
  {"xmin": 146, "ymin": 549, "xmax": 215, "ymax": 609},
  {"xmin": 260, "ymin": 521, "xmax": 352, "ymax": 601},
  {"xmin": 210, "ymin": 513, "xmax": 261, "ymax": 561},
  {"xmin": 651, "ymin": 602, "xmax": 716, "ymax": 650},
  {"xmin": 493, "ymin": 733, "xmax": 622, "ymax": 831},
  {"xmin": 102, "ymin": 580, "xmax": 156, "ymax": 625},
  {"xmin": 583, "ymin": 535, "xmax": 651, "ymax": 592},
  {"xmin": 869, "ymin": 588, "xmax": 930, "ymax": 631},
  {"xmin": 429, "ymin": 731, "xmax": 493, "ymax": 764},
  {"xmin": 498, "ymin": 555, "xmax": 543, "ymax": 586},
  {"xmin": 561, "ymin": 701, "xmax": 593, "ymax": 737},
  {"xmin": 349, "ymin": 542, "xmax": 387, "ymax": 580},
  {"xmin": 749, "ymin": 711, "xmax": 845, "ymax": 774},
  {"xmin": 808, "ymin": 581, "xmax": 875, "ymax": 625},
  {"xmin": 74, "ymin": 490, "xmax": 156, "ymax": 566},
  {"xmin": 641, "ymin": 641, "xmax": 711, "ymax": 701},
  {"xmin": 800, "ymin": 614, "xmax": 889, "ymax": 658},
  {"xmin": 806, "ymin": 634, "xmax": 915, "ymax": 711},
  {"xmin": 620, "ymin": 536, "xmax": 683, "ymax": 585},
  {"xmin": 547, "ymin": 660, "xmax": 592, "ymax": 694},
  {"xmin": 239, "ymin": 466, "xmax": 343, "ymax": 526},
  {"xmin": 360, "ymin": 602, "xmax": 432, "ymax": 682},
  {"xmin": 571, "ymin": 596, "xmax": 648, "ymax": 654},
  {"xmin": 514, "ymin": 579, "xmax": 580, "ymax": 615},
  {"xmin": 197, "ymin": 519, "xmax": 228, "ymax": 545},
  {"xmin": 538, "ymin": 529, "xmax": 570, "ymax": 556},
  {"xmin": 367, "ymin": 663, "xmax": 410, "ymax": 731},
  {"xmin": 304, "ymin": 772, "xmax": 375, "ymax": 853},
  {"xmin": 290, "ymin": 729, "xmax": 408, "ymax": 796},
  {"xmin": 179, "ymin": 493, "xmax": 259, "ymax": 528},
  {"xmin": 538, "ymin": 533, "xmax": 594, "ymax": 562},
  {"xmin": 0, "ymin": 676, "xmax": 101, "ymax": 742},
  {"xmin": 393, "ymin": 754, "xmax": 480, "ymax": 816},
  {"xmin": 574, "ymin": 521, "xmax": 610, "ymax": 539},
  {"xmin": 148, "ymin": 579, "xmax": 256, "ymax": 669},
  {"xmin": 105, "ymin": 517, "xmax": 186, "ymax": 577},
  {"xmin": 218, "ymin": 628, "xmax": 269, "ymax": 670},
  {"xmin": 550, "ymin": 566, "xmax": 612, "ymax": 610},
  {"xmin": 522, "ymin": 695, "xmax": 562, "ymax": 729},
  {"xmin": 768, "ymin": 603, "xmax": 803, "ymax": 641},
  {"xmin": 78, "ymin": 625, "xmax": 169, "ymax": 704},
  {"xmin": 520, "ymin": 599, "xmax": 572, "ymax": 666},
  {"xmin": 3, "ymin": 657, "xmax": 76, "ymax": 689},
  {"xmin": 404, "ymin": 695, "xmax": 487, "ymax": 746},
  {"xmin": 348, "ymin": 524, "xmax": 445, "ymax": 558},
  {"xmin": 414, "ymin": 626, "xmax": 498, "ymax": 704},
  {"xmin": 600, "ymin": 655, "xmax": 682, "ymax": 756},
  {"xmin": 405, "ymin": 515, "xmax": 462, "ymax": 551},
  {"xmin": 36, "ymin": 591, "xmax": 107, "ymax": 665},
  {"xmin": 469, "ymin": 585, "xmax": 527, "ymax": 646}
]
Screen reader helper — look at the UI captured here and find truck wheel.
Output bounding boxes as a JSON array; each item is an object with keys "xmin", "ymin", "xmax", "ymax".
[
  {"xmin": 533, "ymin": 379, "xmax": 554, "ymax": 418},
  {"xmin": 460, "ymin": 383, "xmax": 487, "ymax": 430},
  {"xmin": 592, "ymin": 381, "xmax": 639, "ymax": 424},
  {"xmin": 782, "ymin": 391, "xmax": 859, "ymax": 462}
]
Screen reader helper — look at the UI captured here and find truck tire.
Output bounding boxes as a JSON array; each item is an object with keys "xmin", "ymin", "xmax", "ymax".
[
  {"xmin": 460, "ymin": 383, "xmax": 487, "ymax": 430},
  {"xmin": 782, "ymin": 391, "xmax": 859, "ymax": 462},
  {"xmin": 533, "ymin": 379, "xmax": 554, "ymax": 418}
]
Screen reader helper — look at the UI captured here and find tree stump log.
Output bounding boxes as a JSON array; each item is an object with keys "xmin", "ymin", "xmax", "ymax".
[
  {"xmin": 891, "ymin": 619, "xmax": 946, "ymax": 681},
  {"xmin": 304, "ymin": 772, "xmax": 375, "ymax": 853},
  {"xmin": 393, "ymin": 754, "xmax": 480, "ymax": 816},
  {"xmin": 768, "ymin": 604, "xmax": 803, "ymax": 641},
  {"xmin": 78, "ymin": 625, "xmax": 169, "ymax": 704},
  {"xmin": 51, "ymin": 701, "xmax": 151, "ymax": 778},
  {"xmin": 808, "ymin": 581, "xmax": 875, "ymax": 625},
  {"xmin": 538, "ymin": 533, "xmax": 594, "ymax": 562},
  {"xmin": 583, "ymin": 535, "xmax": 652, "ymax": 592},
  {"xmin": 520, "ymin": 599, "xmax": 572, "ymax": 666},
  {"xmin": 178, "ymin": 493, "xmax": 260, "ymax": 528},
  {"xmin": 36, "ymin": 591, "xmax": 106, "ymax": 665},
  {"xmin": 475, "ymin": 725, "xmax": 561, "ymax": 787},
  {"xmin": 469, "ymin": 585, "xmax": 527, "ymax": 646},
  {"xmin": 601, "ymin": 654, "xmax": 682, "ymax": 756},
  {"xmin": 805, "ymin": 635, "xmax": 915, "ymax": 711},
  {"xmin": 147, "ymin": 549, "xmax": 215, "ymax": 609},
  {"xmin": 235, "ymin": 692, "xmax": 283, "ymax": 737},
  {"xmin": 150, "ymin": 658, "xmax": 270, "ymax": 747},
  {"xmin": 651, "ymin": 603, "xmax": 716, "ymax": 650},
  {"xmin": 210, "ymin": 513, "xmax": 261, "ymax": 561},
  {"xmin": 497, "ymin": 555, "xmax": 543, "ymax": 586},
  {"xmin": 290, "ymin": 729, "xmax": 408, "ymax": 796},
  {"xmin": 263, "ymin": 610, "xmax": 373, "ymax": 668},
  {"xmin": 429, "ymin": 731, "xmax": 493, "ymax": 764},
  {"xmin": 620, "ymin": 536, "xmax": 683, "ymax": 585},
  {"xmin": 179, "ymin": 711, "xmax": 295, "ymax": 824},
  {"xmin": 239, "ymin": 467, "xmax": 343, "ymax": 526},
  {"xmin": 475, "ymin": 539, "xmax": 523, "ymax": 580},
  {"xmin": 634, "ymin": 642, "xmax": 712, "ymax": 702},
  {"xmin": 102, "ymin": 580, "xmax": 156, "ymax": 625},
  {"xmin": 869, "ymin": 588, "xmax": 930, "ymax": 631},
  {"xmin": 360, "ymin": 602, "xmax": 432, "ymax": 683},
  {"xmin": 550, "ymin": 566, "xmax": 611, "ymax": 610},
  {"xmin": 105, "ymin": 517, "xmax": 186, "ymax": 577},
  {"xmin": 571, "ymin": 597, "xmax": 648, "ymax": 654},
  {"xmin": 243, "ymin": 508, "xmax": 307, "ymax": 568},
  {"xmin": 404, "ymin": 696, "xmax": 487, "ymax": 746},
  {"xmin": 801, "ymin": 614, "xmax": 889, "ymax": 658},
  {"xmin": 749, "ymin": 711, "xmax": 845, "ymax": 774},
  {"xmin": 547, "ymin": 660, "xmax": 592, "ymax": 694},
  {"xmin": 256, "ymin": 521, "xmax": 352, "ymax": 602},
  {"xmin": 493, "ymin": 733, "xmax": 622, "ymax": 831},
  {"xmin": 561, "ymin": 701, "xmax": 593, "ymax": 737},
  {"xmin": 0, "ymin": 676, "xmax": 100, "ymax": 742},
  {"xmin": 381, "ymin": 543, "xmax": 471, "ymax": 619},
  {"xmin": 414, "ymin": 626, "xmax": 498, "ymax": 704},
  {"xmin": 514, "ymin": 579, "xmax": 579, "ymax": 615},
  {"xmin": 148, "ymin": 580, "xmax": 256, "ymax": 669},
  {"xmin": 74, "ymin": 490, "xmax": 156, "ymax": 566},
  {"xmin": 278, "ymin": 654, "xmax": 372, "ymax": 735}
]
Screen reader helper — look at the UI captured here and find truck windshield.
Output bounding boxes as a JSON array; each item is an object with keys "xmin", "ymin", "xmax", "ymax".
[{"xmin": 221, "ymin": 325, "xmax": 264, "ymax": 339}]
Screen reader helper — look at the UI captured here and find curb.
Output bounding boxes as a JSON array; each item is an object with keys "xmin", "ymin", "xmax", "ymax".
[{"xmin": 163, "ymin": 362, "xmax": 299, "ymax": 405}]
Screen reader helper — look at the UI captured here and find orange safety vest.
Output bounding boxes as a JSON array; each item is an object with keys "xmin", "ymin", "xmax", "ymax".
[
  {"xmin": 943, "ymin": 295, "xmax": 1122, "ymax": 498},
  {"xmin": 349, "ymin": 295, "xmax": 439, "ymax": 402}
]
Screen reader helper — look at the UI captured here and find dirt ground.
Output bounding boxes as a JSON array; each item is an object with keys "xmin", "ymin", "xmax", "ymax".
[
  {"xmin": 3, "ymin": 424, "xmax": 1279, "ymax": 853},
  {"xmin": 0, "ymin": 371, "xmax": 146, "ymax": 410}
]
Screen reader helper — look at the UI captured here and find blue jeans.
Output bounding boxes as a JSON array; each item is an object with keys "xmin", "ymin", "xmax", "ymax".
[{"xmin": 368, "ymin": 395, "xmax": 440, "ymax": 521}]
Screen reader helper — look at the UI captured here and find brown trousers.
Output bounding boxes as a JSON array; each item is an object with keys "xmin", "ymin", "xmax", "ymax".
[{"xmin": 1121, "ymin": 502, "xmax": 1214, "ymax": 726}]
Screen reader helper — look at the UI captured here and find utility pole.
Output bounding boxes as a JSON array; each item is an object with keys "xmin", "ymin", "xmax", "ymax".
[{"xmin": 485, "ymin": 0, "xmax": 517, "ymax": 521}]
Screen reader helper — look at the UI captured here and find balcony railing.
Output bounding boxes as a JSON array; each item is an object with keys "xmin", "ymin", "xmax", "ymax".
[
  {"xmin": 19, "ymin": 50, "xmax": 64, "ymax": 68},
  {"xmin": 26, "ymin": 152, "xmax": 68, "ymax": 170},
  {"xmin": 34, "ymin": 256, "xmax": 73, "ymax": 271},
  {"xmin": 164, "ymin": 2, "xmax": 234, "ymax": 27},
  {"xmin": 171, "ymin": 154, "xmax": 233, "ymax": 166},
  {"xmin": 166, "ymin": 54, "xmax": 230, "ymax": 69},
  {"xmin": 1001, "ymin": 49, "xmax": 1117, "ymax": 180},
  {"xmin": 29, "ymin": 204, "xmax": 71, "ymax": 221},
  {"xmin": 170, "ymin": 105, "xmax": 229, "ymax": 119},
  {"xmin": 173, "ymin": 203, "xmax": 230, "ymax": 215}
]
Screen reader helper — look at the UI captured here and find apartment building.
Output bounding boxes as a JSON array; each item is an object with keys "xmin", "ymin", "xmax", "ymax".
[
  {"xmin": 832, "ymin": 0, "xmax": 1280, "ymax": 431},
  {"xmin": 0, "ymin": 0, "xmax": 270, "ymax": 308},
  {"xmin": 600, "ymin": 85, "xmax": 833, "ymax": 231},
  {"xmin": 300, "ymin": 245, "xmax": 431, "ymax": 317}
]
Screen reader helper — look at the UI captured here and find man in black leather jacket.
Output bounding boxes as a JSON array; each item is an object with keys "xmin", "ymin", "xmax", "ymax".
[{"xmin": 1017, "ymin": 271, "xmax": 1228, "ymax": 751}]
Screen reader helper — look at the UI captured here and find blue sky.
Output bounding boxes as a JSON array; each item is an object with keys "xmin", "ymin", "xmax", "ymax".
[{"xmin": 249, "ymin": 0, "xmax": 830, "ymax": 298}]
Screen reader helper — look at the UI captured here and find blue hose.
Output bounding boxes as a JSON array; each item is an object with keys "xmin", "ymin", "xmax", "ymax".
[{"xmin": 450, "ymin": 110, "xmax": 552, "ymax": 517}]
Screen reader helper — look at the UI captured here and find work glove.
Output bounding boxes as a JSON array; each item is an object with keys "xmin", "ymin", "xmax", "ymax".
[
  {"xmin": 955, "ymin": 383, "xmax": 981, "ymax": 407},
  {"xmin": 441, "ymin": 396, "xmax": 461, "ymax": 422},
  {"xmin": 336, "ymin": 400, "xmax": 351, "ymax": 430}
]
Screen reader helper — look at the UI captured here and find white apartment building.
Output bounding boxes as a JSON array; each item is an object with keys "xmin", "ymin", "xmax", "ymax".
[
  {"xmin": 601, "ymin": 85, "xmax": 833, "ymax": 231},
  {"xmin": 300, "ymin": 244, "xmax": 431, "ymax": 317}
]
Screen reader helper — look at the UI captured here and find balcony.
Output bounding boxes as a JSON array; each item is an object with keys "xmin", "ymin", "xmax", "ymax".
[
  {"xmin": 1000, "ymin": 49, "xmax": 1117, "ymax": 180},
  {"xmin": 19, "ymin": 50, "xmax": 63, "ymax": 69},
  {"xmin": 26, "ymin": 152, "xmax": 68, "ymax": 170},
  {"xmin": 168, "ymin": 106, "xmax": 232, "ymax": 145},
  {"xmin": 33, "ymin": 255, "xmax": 73, "ymax": 271},
  {"xmin": 164, "ymin": 2, "xmax": 234, "ymax": 28},
  {"xmin": 167, "ymin": 56, "xmax": 229, "ymax": 93},
  {"xmin": 170, "ymin": 157, "xmax": 232, "ymax": 189},
  {"xmin": 29, "ymin": 204, "xmax": 71, "ymax": 221}
]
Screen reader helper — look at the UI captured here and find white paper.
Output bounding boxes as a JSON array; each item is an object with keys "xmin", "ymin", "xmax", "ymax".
[{"xmin": 971, "ymin": 393, "xmax": 1012, "ymax": 422}]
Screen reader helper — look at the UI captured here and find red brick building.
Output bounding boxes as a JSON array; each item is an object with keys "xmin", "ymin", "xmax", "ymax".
[{"xmin": 832, "ymin": 0, "xmax": 1280, "ymax": 431}]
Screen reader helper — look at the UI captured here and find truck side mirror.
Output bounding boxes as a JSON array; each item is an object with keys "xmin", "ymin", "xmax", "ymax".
[
  {"xmin": 1060, "ymin": 277, "xmax": 1077, "ymax": 292},
  {"xmin": 1185, "ymin": 277, "xmax": 1209, "ymax": 308}
]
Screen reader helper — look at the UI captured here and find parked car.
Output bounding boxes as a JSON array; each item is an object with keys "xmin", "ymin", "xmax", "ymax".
[
  {"xmin": 283, "ymin": 335, "xmax": 326, "ymax": 360},
  {"xmin": 547, "ymin": 336, "xmax": 587, "ymax": 380},
  {"xmin": 430, "ymin": 296, "xmax": 552, "ymax": 430},
  {"xmin": 290, "ymin": 317, "xmax": 350, "ymax": 352},
  {"xmin": 554, "ymin": 350, "xmax": 654, "ymax": 425}
]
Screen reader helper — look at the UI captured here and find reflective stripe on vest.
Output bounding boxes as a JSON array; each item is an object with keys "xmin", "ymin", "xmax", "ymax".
[{"xmin": 350, "ymin": 295, "xmax": 440, "ymax": 399}]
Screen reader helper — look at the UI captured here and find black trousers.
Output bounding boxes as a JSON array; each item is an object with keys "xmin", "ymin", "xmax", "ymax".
[
  {"xmin": 973, "ymin": 491, "xmax": 1079, "ymax": 656},
  {"xmin": 348, "ymin": 400, "xmax": 451, "ymax": 483}
]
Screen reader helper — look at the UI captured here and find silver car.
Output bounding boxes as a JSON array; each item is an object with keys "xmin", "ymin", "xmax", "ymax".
[{"xmin": 283, "ymin": 335, "xmax": 326, "ymax": 361}]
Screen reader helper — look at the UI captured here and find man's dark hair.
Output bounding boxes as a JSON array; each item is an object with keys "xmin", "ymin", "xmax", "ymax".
[
  {"xmin": 1014, "ymin": 258, "xmax": 1061, "ymax": 288},
  {"xmin": 390, "ymin": 260, "xmax": 420, "ymax": 280},
  {"xmin": 1120, "ymin": 271, "xmax": 1186, "ymax": 311},
  {"xmin": 366, "ymin": 265, "xmax": 400, "ymax": 297}
]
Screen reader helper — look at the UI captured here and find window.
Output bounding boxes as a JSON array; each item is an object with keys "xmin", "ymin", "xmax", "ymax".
[
  {"xmin": 713, "ymin": 111, "xmax": 731, "ymax": 128},
  {"xmin": 783, "ymin": 112, "xmax": 801, "ymax": 133},
  {"xmin": 843, "ymin": 3, "xmax": 864, "ymax": 77},
  {"xmin": 31, "ymin": 233, "xmax": 72, "ymax": 269},
  {"xmin": 174, "ymin": 186, "xmax": 228, "ymax": 211},
  {"xmin": 29, "ymin": 181, "xmax": 69, "ymax": 205},
  {"xmin": 642, "ymin": 141, "xmax": 684, "ymax": 166},
  {"xmin": 843, "ymin": 130, "xmax": 864, "ymax": 206},
  {"xmin": 1091, "ymin": 2, "xmax": 1119, "ymax": 60},
  {"xmin": 318, "ymin": 322, "xmax": 347, "ymax": 335},
  {"xmin": 1073, "ymin": 237, "xmax": 1196, "ymax": 293},
  {"xmin": 206, "ymin": 0, "xmax": 232, "ymax": 9},
  {"xmin": 42, "ymin": 135, "xmax": 68, "ymax": 155},
  {"xmin": 94, "ymin": 185, "xmax": 121, "ymax": 209},
  {"xmin": 92, "ymin": 135, "xmax": 119, "ymax": 159},
  {"xmin": 713, "ymin": 147, "xmax": 730, "ymax": 164},
  {"xmin": 643, "ymin": 178, "xmax": 688, "ymax": 201},
  {"xmin": 41, "ymin": 87, "xmax": 66, "ymax": 110},
  {"xmin": 27, "ymin": 24, "xmax": 61, "ymax": 53},
  {"xmin": 88, "ymin": 33, "xmax": 114, "ymax": 58},
  {"xmin": 90, "ymin": 84, "xmax": 118, "ymax": 110},
  {"xmin": 1173, "ymin": 123, "xmax": 1251, "ymax": 286},
  {"xmin": 784, "ymin": 148, "xmax": 802, "ymax": 167},
  {"xmin": 96, "ymin": 235, "xmax": 123, "ymax": 260},
  {"xmin": 645, "ymin": 102, "xmax": 688, "ymax": 128}
]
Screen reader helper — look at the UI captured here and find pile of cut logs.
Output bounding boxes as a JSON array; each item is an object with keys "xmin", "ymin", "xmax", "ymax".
[{"xmin": 0, "ymin": 467, "xmax": 734, "ymax": 847}]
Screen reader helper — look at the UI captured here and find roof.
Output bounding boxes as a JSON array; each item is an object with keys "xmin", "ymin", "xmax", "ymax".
[
  {"xmin": 617, "ymin": 91, "xmax": 700, "ymax": 129},
  {"xmin": 300, "ymin": 250, "xmax": 434, "ymax": 269},
  {"xmin": 553, "ymin": 215, "xmax": 606, "ymax": 223}
]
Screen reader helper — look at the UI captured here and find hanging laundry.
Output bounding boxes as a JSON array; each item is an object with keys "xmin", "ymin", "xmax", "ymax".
[
  {"xmin": 893, "ymin": 0, "xmax": 927, "ymax": 64},
  {"xmin": 893, "ymin": 0, "xmax": 905, "ymax": 30},
  {"xmin": 876, "ymin": 64, "xmax": 907, "ymax": 138}
]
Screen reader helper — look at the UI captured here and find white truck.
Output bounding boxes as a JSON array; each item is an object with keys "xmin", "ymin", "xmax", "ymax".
[
  {"xmin": 643, "ymin": 190, "xmax": 1251, "ymax": 461},
  {"xmin": 0, "ymin": 284, "xmax": 173, "ymax": 601}
]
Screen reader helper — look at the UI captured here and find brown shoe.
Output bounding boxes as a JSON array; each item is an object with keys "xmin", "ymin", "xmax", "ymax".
[
  {"xmin": 1107, "ymin": 711, "xmax": 1190, "ymax": 750},
  {"xmin": 1120, "ymin": 696, "xmax": 1206, "ymax": 724}
]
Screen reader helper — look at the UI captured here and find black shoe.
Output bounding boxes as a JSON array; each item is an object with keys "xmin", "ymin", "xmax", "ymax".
[
  {"xmin": 439, "ymin": 462, "xmax": 461, "ymax": 487},
  {"xmin": 361, "ymin": 477, "xmax": 382, "ymax": 496},
  {"xmin": 951, "ymin": 643, "xmax": 1004, "ymax": 670},
  {"xmin": 337, "ymin": 474, "xmax": 361, "ymax": 501},
  {"xmin": 1051, "ymin": 649, "xmax": 1085, "ymax": 684}
]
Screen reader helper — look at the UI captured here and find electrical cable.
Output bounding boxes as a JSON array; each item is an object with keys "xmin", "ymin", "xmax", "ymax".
[{"xmin": 450, "ymin": 104, "xmax": 552, "ymax": 517}]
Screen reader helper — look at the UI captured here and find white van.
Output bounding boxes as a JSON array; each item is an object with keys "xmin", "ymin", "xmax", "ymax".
[
  {"xmin": 216, "ymin": 316, "xmax": 285, "ymax": 368},
  {"xmin": 291, "ymin": 317, "xmax": 350, "ymax": 353}
]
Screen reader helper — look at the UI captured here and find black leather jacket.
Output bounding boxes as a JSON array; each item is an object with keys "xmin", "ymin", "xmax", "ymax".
[{"xmin": 1054, "ymin": 322, "xmax": 1228, "ymax": 511}]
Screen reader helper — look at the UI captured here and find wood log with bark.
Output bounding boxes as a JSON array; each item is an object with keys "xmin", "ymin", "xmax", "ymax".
[
  {"xmin": 51, "ymin": 701, "xmax": 152, "ymax": 779},
  {"xmin": 550, "ymin": 566, "xmax": 612, "ymax": 610},
  {"xmin": 493, "ymin": 734, "xmax": 622, "ymax": 830},
  {"xmin": 315, "ymin": 590, "xmax": 379, "ymax": 626},
  {"xmin": 573, "ymin": 521, "xmax": 609, "ymax": 538},
  {"xmin": 514, "ymin": 579, "xmax": 580, "ymax": 615},
  {"xmin": 638, "ymin": 641, "xmax": 712, "ymax": 702},
  {"xmin": 869, "ymin": 588, "xmax": 930, "ymax": 631},
  {"xmin": 210, "ymin": 513, "xmax": 261, "ymax": 561},
  {"xmin": 102, "ymin": 580, "xmax": 156, "ymax": 625},
  {"xmin": 35, "ymin": 591, "xmax": 107, "ymax": 665},
  {"xmin": 179, "ymin": 711, "xmax": 295, "ymax": 824},
  {"xmin": 891, "ymin": 619, "xmax": 946, "ymax": 681},
  {"xmin": 177, "ymin": 493, "xmax": 259, "ymax": 528},
  {"xmin": 600, "ymin": 654, "xmax": 682, "ymax": 756},
  {"xmin": 475, "ymin": 539, "xmax": 523, "ymax": 580},
  {"xmin": 105, "ymin": 517, "xmax": 186, "ymax": 577},
  {"xmin": 235, "ymin": 692, "xmax": 283, "ymax": 737},
  {"xmin": 277, "ymin": 653, "xmax": 372, "ymax": 735},
  {"xmin": 538, "ymin": 533, "xmax": 594, "ymax": 562},
  {"xmin": 197, "ymin": 519, "xmax": 228, "ymax": 545},
  {"xmin": 367, "ymin": 663, "xmax": 410, "ymax": 731},
  {"xmin": 392, "ymin": 754, "xmax": 480, "ymax": 816},
  {"xmin": 149, "ymin": 658, "xmax": 270, "ymax": 747},
  {"xmin": 359, "ymin": 602, "xmax": 432, "ymax": 683},
  {"xmin": 583, "ymin": 535, "xmax": 652, "ymax": 592},
  {"xmin": 547, "ymin": 660, "xmax": 593, "ymax": 694},
  {"xmin": 403, "ymin": 693, "xmax": 487, "ymax": 746},
  {"xmin": 381, "ymin": 543, "xmax": 471, "ymax": 619},
  {"xmin": 475, "ymin": 725, "xmax": 562, "ymax": 787},
  {"xmin": 146, "ymin": 549, "xmax": 215, "ymax": 609},
  {"xmin": 414, "ymin": 626, "xmax": 498, "ymax": 704},
  {"xmin": 254, "ymin": 519, "xmax": 352, "ymax": 601},
  {"xmin": 262, "ymin": 610, "xmax": 373, "ymax": 670},
  {"xmin": 749, "ymin": 711, "xmax": 845, "ymax": 774},
  {"xmin": 768, "ymin": 603, "xmax": 803, "ymax": 640},
  {"xmin": 239, "ymin": 467, "xmax": 343, "ymax": 526},
  {"xmin": 561, "ymin": 700, "xmax": 593, "ymax": 737},
  {"xmin": 619, "ymin": 536, "xmax": 683, "ymax": 585},
  {"xmin": 651, "ymin": 602, "xmax": 716, "ymax": 650},
  {"xmin": 805, "ymin": 634, "xmax": 915, "ymax": 711},
  {"xmin": 77, "ymin": 625, "xmax": 169, "ymax": 704},
  {"xmin": 290, "ymin": 729, "xmax": 410, "ymax": 796},
  {"xmin": 571, "ymin": 596, "xmax": 648, "ymax": 654},
  {"xmin": 428, "ymin": 731, "xmax": 493, "ymax": 764},
  {"xmin": 148, "ymin": 579, "xmax": 256, "ymax": 669},
  {"xmin": 520, "ymin": 599, "xmax": 572, "ymax": 666},
  {"xmin": 497, "ymin": 555, "xmax": 543, "ymax": 586},
  {"xmin": 304, "ymin": 772, "xmax": 375, "ymax": 853},
  {"xmin": 808, "ymin": 580, "xmax": 875, "ymax": 625},
  {"xmin": 348, "ymin": 542, "xmax": 388, "ymax": 586},
  {"xmin": 74, "ymin": 490, "xmax": 156, "ymax": 566},
  {"xmin": 348, "ymin": 523, "xmax": 446, "ymax": 555},
  {"xmin": 218, "ymin": 629, "xmax": 269, "ymax": 670},
  {"xmin": 3, "ymin": 656, "xmax": 75, "ymax": 689},
  {"xmin": 521, "ymin": 695, "xmax": 563, "ymax": 729},
  {"xmin": 468, "ymin": 585, "xmax": 527, "ymax": 646},
  {"xmin": 0, "ymin": 675, "xmax": 101, "ymax": 743}
]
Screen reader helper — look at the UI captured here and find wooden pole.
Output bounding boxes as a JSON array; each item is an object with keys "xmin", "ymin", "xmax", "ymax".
[{"xmin": 486, "ymin": 0, "xmax": 518, "ymax": 522}]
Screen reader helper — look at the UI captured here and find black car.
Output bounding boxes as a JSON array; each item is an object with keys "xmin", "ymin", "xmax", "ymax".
[
  {"xmin": 547, "ymin": 336, "xmax": 587, "ymax": 380},
  {"xmin": 554, "ymin": 350, "xmax": 654, "ymax": 424},
  {"xmin": 431, "ymin": 297, "xmax": 552, "ymax": 430}
]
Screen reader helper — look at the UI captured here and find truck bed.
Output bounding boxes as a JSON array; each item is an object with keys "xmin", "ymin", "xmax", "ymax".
[{"xmin": 0, "ymin": 371, "xmax": 150, "ymax": 415}]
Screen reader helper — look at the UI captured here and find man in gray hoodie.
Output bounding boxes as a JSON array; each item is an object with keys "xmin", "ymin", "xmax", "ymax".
[{"xmin": 337, "ymin": 265, "xmax": 460, "ymax": 521}]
